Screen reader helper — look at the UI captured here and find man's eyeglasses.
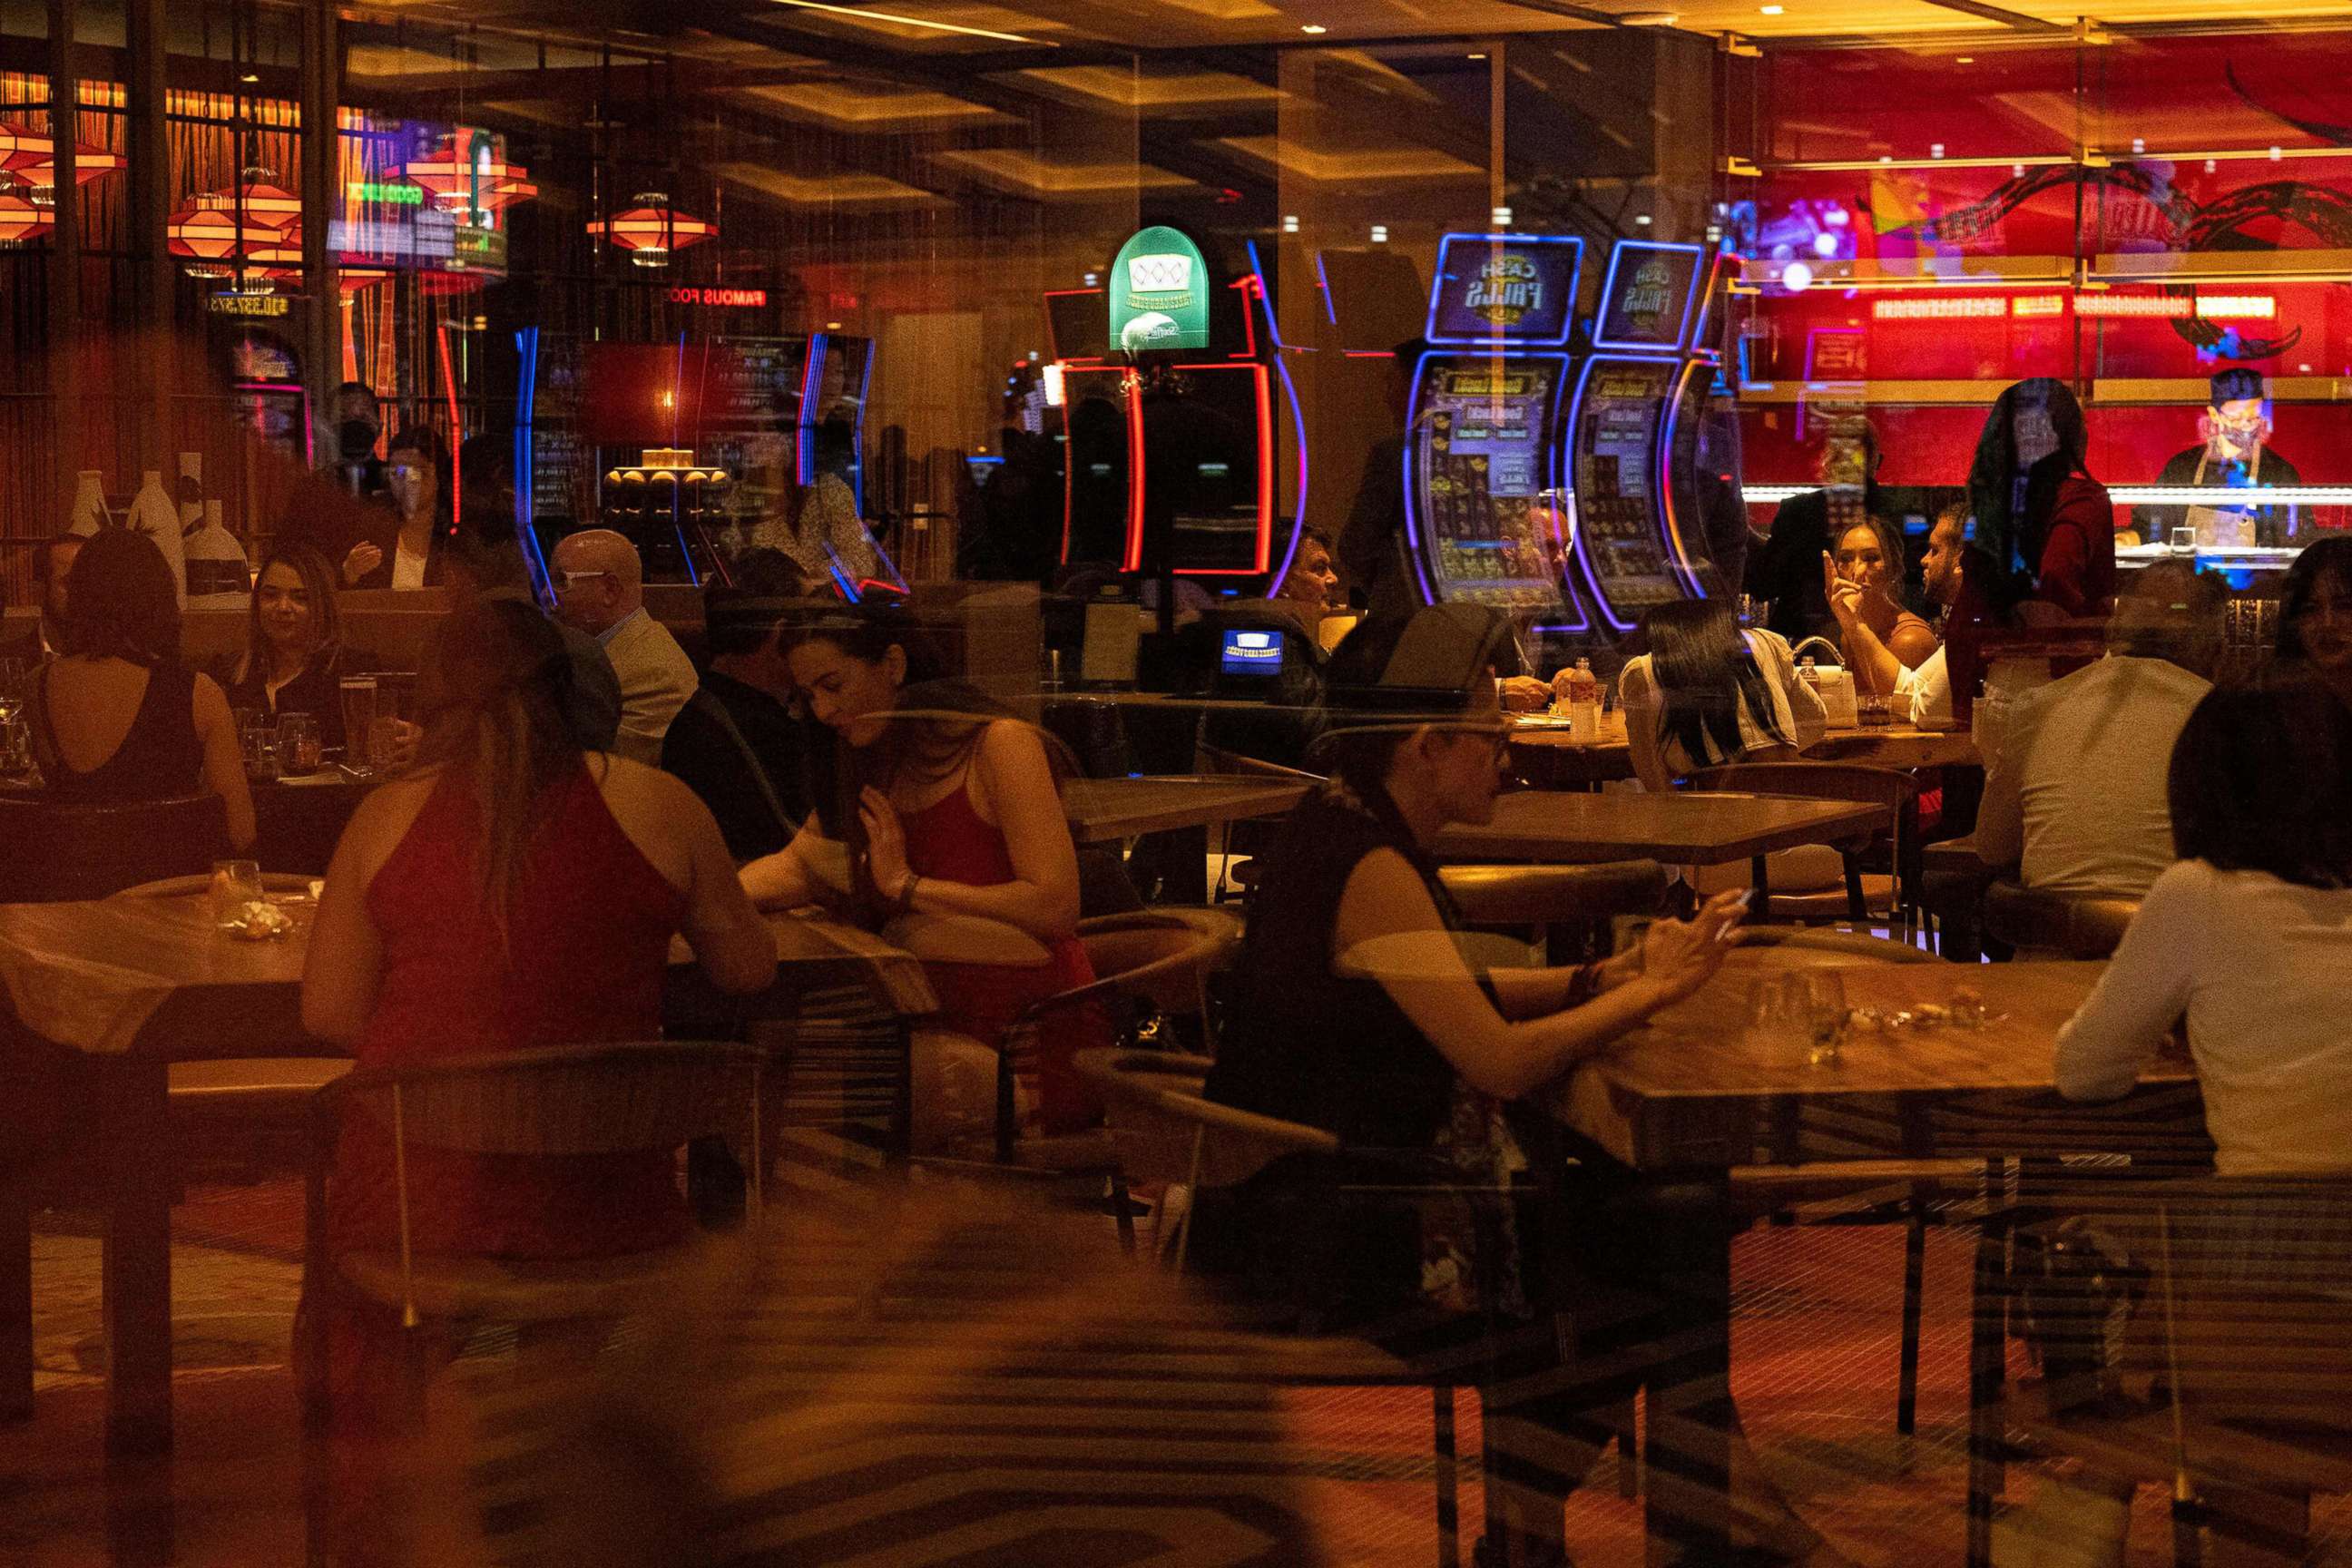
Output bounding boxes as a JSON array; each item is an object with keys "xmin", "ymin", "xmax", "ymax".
[{"xmin": 554, "ymin": 569, "xmax": 614, "ymax": 592}]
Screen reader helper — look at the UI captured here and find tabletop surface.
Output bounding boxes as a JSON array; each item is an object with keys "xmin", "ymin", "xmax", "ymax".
[
  {"xmin": 0, "ymin": 894, "xmax": 930, "ymax": 1056},
  {"xmin": 1509, "ymin": 710, "xmax": 1975, "ymax": 764},
  {"xmin": 1436, "ymin": 789, "xmax": 1886, "ymax": 866},
  {"xmin": 1061, "ymin": 775, "xmax": 1309, "ymax": 842},
  {"xmin": 1550, "ymin": 946, "xmax": 2189, "ymax": 1169}
]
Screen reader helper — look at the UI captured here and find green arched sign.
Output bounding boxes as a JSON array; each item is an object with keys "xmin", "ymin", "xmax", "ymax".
[{"xmin": 1108, "ymin": 225, "xmax": 1210, "ymax": 353}]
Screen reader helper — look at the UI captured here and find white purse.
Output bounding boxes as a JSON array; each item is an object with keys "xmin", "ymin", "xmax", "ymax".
[{"xmin": 1788, "ymin": 636, "xmax": 1860, "ymax": 728}]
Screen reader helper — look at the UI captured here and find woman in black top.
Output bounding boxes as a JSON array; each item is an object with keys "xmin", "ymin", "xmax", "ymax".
[
  {"xmin": 1200, "ymin": 605, "xmax": 1756, "ymax": 1568},
  {"xmin": 217, "ymin": 544, "xmax": 379, "ymax": 750},
  {"xmin": 27, "ymin": 528, "xmax": 254, "ymax": 848}
]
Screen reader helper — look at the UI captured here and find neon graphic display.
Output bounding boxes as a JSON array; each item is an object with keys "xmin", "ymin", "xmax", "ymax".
[{"xmin": 1425, "ymin": 233, "xmax": 1583, "ymax": 348}]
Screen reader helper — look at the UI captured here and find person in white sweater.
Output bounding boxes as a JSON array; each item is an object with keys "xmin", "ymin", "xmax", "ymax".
[
  {"xmin": 2055, "ymin": 681, "xmax": 2352, "ymax": 1175},
  {"xmin": 1617, "ymin": 598, "xmax": 1827, "ymax": 792}
]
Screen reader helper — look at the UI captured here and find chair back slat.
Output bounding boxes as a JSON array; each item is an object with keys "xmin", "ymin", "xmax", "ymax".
[
  {"xmin": 334, "ymin": 1042, "xmax": 761, "ymax": 1157},
  {"xmin": 1075, "ymin": 1047, "xmax": 1338, "ymax": 1190},
  {"xmin": 1982, "ymin": 881, "xmax": 2140, "ymax": 961}
]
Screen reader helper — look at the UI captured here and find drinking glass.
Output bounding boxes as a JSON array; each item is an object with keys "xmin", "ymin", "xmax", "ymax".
[
  {"xmin": 0, "ymin": 712, "xmax": 32, "ymax": 780},
  {"xmin": 210, "ymin": 858, "xmax": 265, "ymax": 932},
  {"xmin": 2169, "ymin": 525, "xmax": 2198, "ymax": 556},
  {"xmin": 0, "ymin": 657, "xmax": 26, "ymax": 724},
  {"xmin": 278, "ymin": 712, "xmax": 323, "ymax": 774},
  {"xmin": 1749, "ymin": 971, "xmax": 1850, "ymax": 1068},
  {"xmin": 339, "ymin": 676, "xmax": 378, "ymax": 769},
  {"xmin": 239, "ymin": 718, "xmax": 279, "ymax": 782},
  {"xmin": 1856, "ymin": 693, "xmax": 1892, "ymax": 730}
]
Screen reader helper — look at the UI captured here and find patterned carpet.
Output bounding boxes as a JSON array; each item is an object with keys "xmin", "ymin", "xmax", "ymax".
[{"xmin": 14, "ymin": 1177, "xmax": 2352, "ymax": 1568}]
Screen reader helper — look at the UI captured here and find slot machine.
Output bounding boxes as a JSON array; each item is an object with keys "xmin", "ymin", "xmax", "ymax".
[
  {"xmin": 1404, "ymin": 232, "xmax": 1592, "ymax": 649},
  {"xmin": 1564, "ymin": 240, "xmax": 1740, "ymax": 634}
]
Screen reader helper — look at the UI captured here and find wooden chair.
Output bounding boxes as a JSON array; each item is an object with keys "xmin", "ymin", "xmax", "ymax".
[
  {"xmin": 1439, "ymin": 860, "xmax": 1670, "ymax": 965},
  {"xmin": 1969, "ymin": 1176, "xmax": 2352, "ymax": 1568},
  {"xmin": 1722, "ymin": 924, "xmax": 1976, "ymax": 1436},
  {"xmin": 1074, "ymin": 1046, "xmax": 1626, "ymax": 1568},
  {"xmin": 0, "ymin": 793, "xmax": 232, "ymax": 903},
  {"xmin": 1682, "ymin": 761, "xmax": 1917, "ymax": 932},
  {"xmin": 1982, "ymin": 880, "xmax": 2141, "ymax": 961},
  {"xmin": 920, "ymin": 912, "xmax": 1240, "ymax": 1247},
  {"xmin": 304, "ymin": 1041, "xmax": 762, "ymax": 1353}
]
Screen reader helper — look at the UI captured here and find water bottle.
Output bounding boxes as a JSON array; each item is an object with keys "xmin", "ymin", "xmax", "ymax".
[{"xmin": 1565, "ymin": 657, "xmax": 1600, "ymax": 742}]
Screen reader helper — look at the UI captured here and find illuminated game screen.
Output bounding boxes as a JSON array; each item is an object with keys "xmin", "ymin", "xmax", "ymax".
[
  {"xmin": 1573, "ymin": 358, "xmax": 1690, "ymax": 618},
  {"xmin": 1426, "ymin": 236, "xmax": 1583, "ymax": 347},
  {"xmin": 1411, "ymin": 355, "xmax": 1568, "ymax": 612}
]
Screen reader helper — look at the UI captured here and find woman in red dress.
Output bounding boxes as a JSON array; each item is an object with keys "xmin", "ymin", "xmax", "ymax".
[
  {"xmin": 739, "ymin": 608, "xmax": 1108, "ymax": 1142},
  {"xmin": 301, "ymin": 597, "xmax": 774, "ymax": 1559}
]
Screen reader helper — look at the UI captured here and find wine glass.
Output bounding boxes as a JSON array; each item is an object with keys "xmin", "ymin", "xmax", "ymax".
[{"xmin": 278, "ymin": 713, "xmax": 323, "ymax": 774}]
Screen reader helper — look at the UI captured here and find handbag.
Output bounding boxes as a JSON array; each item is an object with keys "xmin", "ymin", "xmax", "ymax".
[{"xmin": 1788, "ymin": 636, "xmax": 1860, "ymax": 728}]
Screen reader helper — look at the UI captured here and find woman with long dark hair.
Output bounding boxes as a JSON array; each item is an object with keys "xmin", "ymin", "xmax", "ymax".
[
  {"xmin": 1964, "ymin": 377, "xmax": 2115, "ymax": 622},
  {"xmin": 215, "ymin": 544, "xmax": 377, "ymax": 749},
  {"xmin": 738, "ymin": 604, "xmax": 1106, "ymax": 1140},
  {"xmin": 1616, "ymin": 597, "xmax": 1827, "ymax": 791},
  {"xmin": 2274, "ymin": 534, "xmax": 2352, "ymax": 707},
  {"xmin": 27, "ymin": 526, "xmax": 255, "ymax": 848},
  {"xmin": 1821, "ymin": 512, "xmax": 1936, "ymax": 693}
]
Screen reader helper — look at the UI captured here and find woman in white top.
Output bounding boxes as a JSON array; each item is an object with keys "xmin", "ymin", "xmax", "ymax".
[
  {"xmin": 2055, "ymin": 681, "xmax": 2352, "ymax": 1177},
  {"xmin": 1617, "ymin": 598, "xmax": 1828, "ymax": 792}
]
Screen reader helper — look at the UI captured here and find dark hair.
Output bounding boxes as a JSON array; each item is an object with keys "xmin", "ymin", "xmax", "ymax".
[
  {"xmin": 415, "ymin": 598, "xmax": 584, "ymax": 942},
  {"xmin": 334, "ymin": 379, "xmax": 377, "ymax": 406},
  {"xmin": 2107, "ymin": 558, "xmax": 2226, "ymax": 669},
  {"xmin": 60, "ymin": 527, "xmax": 180, "ymax": 666},
  {"xmin": 704, "ymin": 551, "xmax": 817, "ymax": 660},
  {"xmin": 387, "ymin": 425, "xmax": 448, "ymax": 475},
  {"xmin": 787, "ymin": 606, "xmax": 967, "ymax": 835},
  {"xmin": 2277, "ymin": 536, "xmax": 2352, "ymax": 665},
  {"xmin": 1967, "ymin": 377, "xmax": 2092, "ymax": 601},
  {"xmin": 1314, "ymin": 604, "xmax": 1507, "ymax": 791},
  {"xmin": 2210, "ymin": 368, "xmax": 2266, "ymax": 406},
  {"xmin": 1295, "ymin": 524, "xmax": 1335, "ymax": 556},
  {"xmin": 1643, "ymin": 598, "xmax": 1792, "ymax": 769},
  {"xmin": 2170, "ymin": 682, "xmax": 2352, "ymax": 889},
  {"xmin": 238, "ymin": 544, "xmax": 342, "ymax": 686}
]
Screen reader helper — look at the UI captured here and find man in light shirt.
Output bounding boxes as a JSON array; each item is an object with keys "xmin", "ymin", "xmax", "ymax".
[
  {"xmin": 1971, "ymin": 560, "xmax": 2224, "ymax": 898},
  {"xmin": 551, "ymin": 529, "xmax": 698, "ymax": 765}
]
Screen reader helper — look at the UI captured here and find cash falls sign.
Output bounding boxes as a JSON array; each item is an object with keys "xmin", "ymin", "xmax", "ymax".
[
  {"xmin": 1595, "ymin": 240, "xmax": 1701, "ymax": 351},
  {"xmin": 1428, "ymin": 235, "xmax": 1578, "ymax": 345},
  {"xmin": 1108, "ymin": 225, "xmax": 1211, "ymax": 352}
]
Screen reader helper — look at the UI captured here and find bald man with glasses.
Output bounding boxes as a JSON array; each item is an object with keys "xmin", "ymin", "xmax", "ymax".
[{"xmin": 552, "ymin": 530, "xmax": 698, "ymax": 765}]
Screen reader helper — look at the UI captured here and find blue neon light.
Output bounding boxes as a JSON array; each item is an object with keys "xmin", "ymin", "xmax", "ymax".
[
  {"xmin": 1563, "ymin": 357, "xmax": 1639, "ymax": 635},
  {"xmin": 1246, "ymin": 240, "xmax": 1312, "ymax": 592},
  {"xmin": 511, "ymin": 327, "xmax": 555, "ymax": 608},
  {"xmin": 1312, "ymin": 250, "xmax": 1338, "ymax": 327}
]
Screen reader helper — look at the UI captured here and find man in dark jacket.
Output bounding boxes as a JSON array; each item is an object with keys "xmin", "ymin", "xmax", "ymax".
[{"xmin": 661, "ymin": 551, "xmax": 811, "ymax": 861}]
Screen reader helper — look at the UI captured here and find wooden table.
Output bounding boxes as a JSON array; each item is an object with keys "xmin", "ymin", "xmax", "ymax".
[
  {"xmin": 1510, "ymin": 711, "xmax": 1979, "ymax": 787},
  {"xmin": 1435, "ymin": 789, "xmax": 1886, "ymax": 867},
  {"xmin": 1062, "ymin": 776, "xmax": 1308, "ymax": 846},
  {"xmin": 0, "ymin": 894, "xmax": 930, "ymax": 1455},
  {"xmin": 1544, "ymin": 946, "xmax": 2198, "ymax": 1558}
]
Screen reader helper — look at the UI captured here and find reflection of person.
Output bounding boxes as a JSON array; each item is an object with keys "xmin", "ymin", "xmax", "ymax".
[
  {"xmin": 2275, "ymin": 535, "xmax": 2352, "ymax": 708},
  {"xmin": 343, "ymin": 427, "xmax": 452, "ymax": 590},
  {"xmin": 1337, "ymin": 339, "xmax": 1426, "ymax": 619},
  {"xmin": 1963, "ymin": 377, "xmax": 2114, "ymax": 622},
  {"xmin": 755, "ymin": 419, "xmax": 890, "ymax": 594},
  {"xmin": 321, "ymin": 381, "xmax": 388, "ymax": 505},
  {"xmin": 1196, "ymin": 606, "xmax": 1824, "ymax": 1567},
  {"xmin": 1973, "ymin": 561, "xmax": 2223, "ymax": 898},
  {"xmin": 2132, "ymin": 368, "xmax": 2303, "ymax": 547},
  {"xmin": 441, "ymin": 533, "xmax": 622, "ymax": 755},
  {"xmin": 1618, "ymin": 598, "xmax": 1826, "ymax": 790},
  {"xmin": 1743, "ymin": 418, "xmax": 1886, "ymax": 645},
  {"xmin": 24, "ymin": 529, "xmax": 255, "ymax": 849},
  {"xmin": 738, "ymin": 610, "xmax": 1110, "ymax": 1142},
  {"xmin": 214, "ymin": 545, "xmax": 379, "ymax": 750},
  {"xmin": 551, "ymin": 530, "xmax": 699, "ymax": 765},
  {"xmin": 1821, "ymin": 512, "xmax": 1936, "ymax": 692},
  {"xmin": 1, "ymin": 528, "xmax": 83, "ymax": 664},
  {"xmin": 1831, "ymin": 504, "xmax": 1968, "ymax": 729}
]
